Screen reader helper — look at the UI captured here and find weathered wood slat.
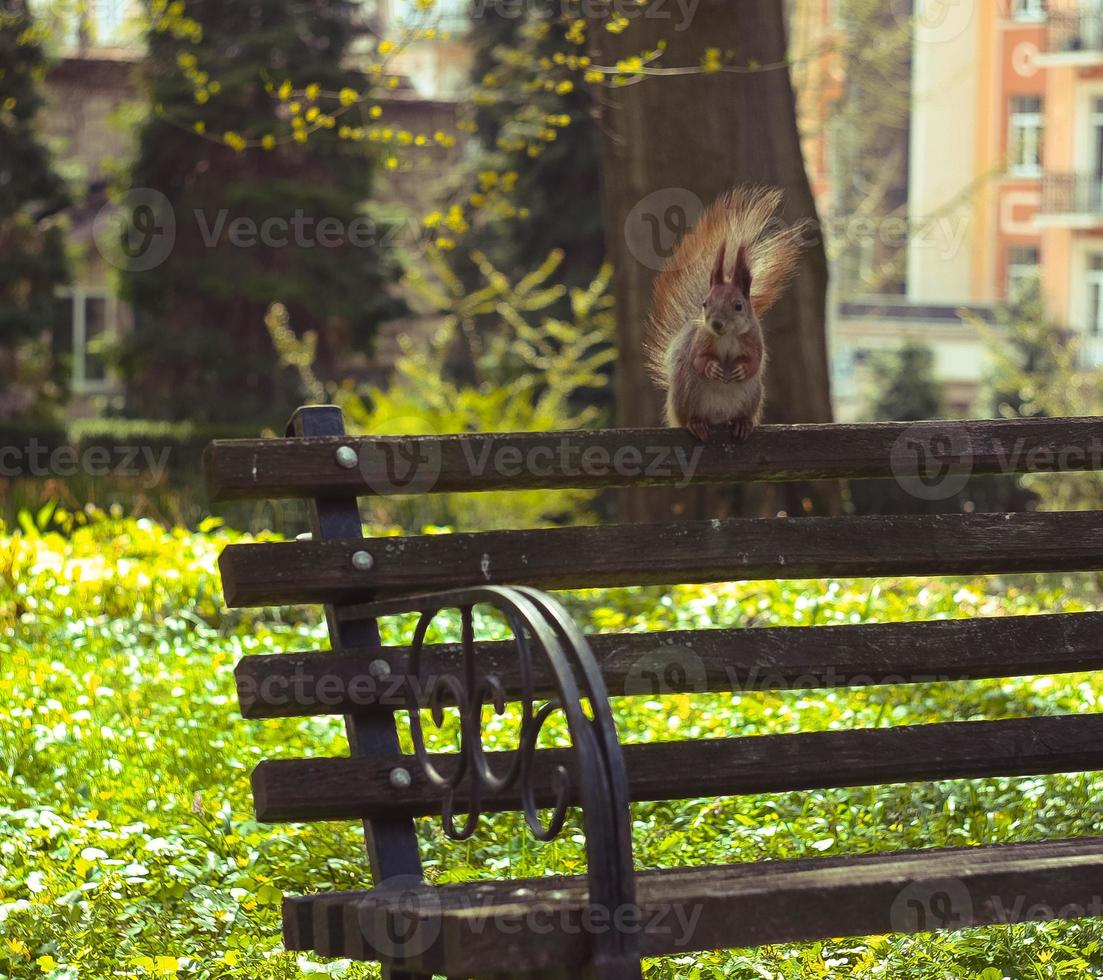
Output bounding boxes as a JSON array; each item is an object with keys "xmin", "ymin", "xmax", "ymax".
[
  {"xmin": 286, "ymin": 836, "xmax": 1103, "ymax": 972},
  {"xmin": 204, "ymin": 416, "xmax": 1103, "ymax": 500},
  {"xmin": 218, "ymin": 511, "xmax": 1103, "ymax": 607},
  {"xmin": 251, "ymin": 713, "xmax": 1103, "ymax": 822},
  {"xmin": 235, "ymin": 612, "xmax": 1103, "ymax": 718}
]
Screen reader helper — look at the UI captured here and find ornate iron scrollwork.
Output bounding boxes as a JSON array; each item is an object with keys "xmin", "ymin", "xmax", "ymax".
[{"xmin": 352, "ymin": 585, "xmax": 639, "ymax": 974}]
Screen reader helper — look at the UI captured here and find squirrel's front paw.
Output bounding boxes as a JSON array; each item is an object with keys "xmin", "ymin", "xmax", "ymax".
[
  {"xmin": 686, "ymin": 417, "xmax": 710, "ymax": 441},
  {"xmin": 729, "ymin": 363, "xmax": 748, "ymax": 382},
  {"xmin": 703, "ymin": 360, "xmax": 726, "ymax": 382},
  {"xmin": 730, "ymin": 417, "xmax": 755, "ymax": 441}
]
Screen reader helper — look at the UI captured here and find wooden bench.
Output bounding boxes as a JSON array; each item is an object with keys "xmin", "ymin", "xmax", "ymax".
[{"xmin": 205, "ymin": 405, "xmax": 1103, "ymax": 979}]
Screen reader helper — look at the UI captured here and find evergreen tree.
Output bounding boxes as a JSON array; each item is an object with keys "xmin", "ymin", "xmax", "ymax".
[
  {"xmin": 0, "ymin": 0, "xmax": 70, "ymax": 412},
  {"xmin": 866, "ymin": 341, "xmax": 943, "ymax": 422},
  {"xmin": 119, "ymin": 0, "xmax": 402, "ymax": 423},
  {"xmin": 463, "ymin": 1, "xmax": 603, "ymax": 288}
]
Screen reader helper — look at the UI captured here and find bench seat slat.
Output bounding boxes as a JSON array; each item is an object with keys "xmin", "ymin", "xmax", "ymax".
[
  {"xmin": 252, "ymin": 713, "xmax": 1103, "ymax": 822},
  {"xmin": 204, "ymin": 416, "xmax": 1103, "ymax": 500},
  {"xmin": 219, "ymin": 511, "xmax": 1103, "ymax": 607},
  {"xmin": 286, "ymin": 836, "xmax": 1103, "ymax": 972},
  {"xmin": 235, "ymin": 611, "xmax": 1103, "ymax": 718}
]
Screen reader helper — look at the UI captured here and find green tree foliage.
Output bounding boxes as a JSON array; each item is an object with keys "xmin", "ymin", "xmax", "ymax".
[
  {"xmin": 979, "ymin": 281, "xmax": 1103, "ymax": 510},
  {"xmin": 826, "ymin": 0, "xmax": 911, "ymax": 296},
  {"xmin": 118, "ymin": 0, "xmax": 403, "ymax": 423},
  {"xmin": 0, "ymin": 1, "xmax": 70, "ymax": 412},
  {"xmin": 985, "ymin": 279, "xmax": 1069, "ymax": 420},
  {"xmin": 461, "ymin": 0, "xmax": 604, "ymax": 289},
  {"xmin": 866, "ymin": 341, "xmax": 943, "ymax": 422},
  {"xmin": 267, "ymin": 246, "xmax": 616, "ymax": 529}
]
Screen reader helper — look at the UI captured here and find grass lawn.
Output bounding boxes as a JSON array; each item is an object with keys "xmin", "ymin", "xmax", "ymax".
[{"xmin": 4, "ymin": 512, "xmax": 1103, "ymax": 978}]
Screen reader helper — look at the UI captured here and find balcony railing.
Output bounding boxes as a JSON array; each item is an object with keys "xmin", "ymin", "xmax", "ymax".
[
  {"xmin": 1046, "ymin": 9, "xmax": 1103, "ymax": 54},
  {"xmin": 1040, "ymin": 173, "xmax": 1103, "ymax": 217}
]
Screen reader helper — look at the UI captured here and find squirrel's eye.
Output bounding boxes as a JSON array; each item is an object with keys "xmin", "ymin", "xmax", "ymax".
[{"xmin": 735, "ymin": 302, "xmax": 744, "ymax": 312}]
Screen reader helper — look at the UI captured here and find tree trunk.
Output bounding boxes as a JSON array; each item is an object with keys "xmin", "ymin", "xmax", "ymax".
[{"xmin": 588, "ymin": 0, "xmax": 837, "ymax": 521}]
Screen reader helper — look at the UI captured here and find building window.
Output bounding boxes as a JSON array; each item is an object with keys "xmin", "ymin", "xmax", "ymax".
[
  {"xmin": 1007, "ymin": 244, "xmax": 1041, "ymax": 298},
  {"xmin": 59, "ymin": 287, "xmax": 119, "ymax": 394},
  {"xmin": 388, "ymin": 0, "xmax": 468, "ymax": 32},
  {"xmin": 1011, "ymin": 0, "xmax": 1046, "ymax": 22},
  {"xmin": 1009, "ymin": 95, "xmax": 1044, "ymax": 176}
]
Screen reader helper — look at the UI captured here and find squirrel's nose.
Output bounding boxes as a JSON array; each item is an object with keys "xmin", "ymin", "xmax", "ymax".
[{"xmin": 710, "ymin": 320, "xmax": 726, "ymax": 334}]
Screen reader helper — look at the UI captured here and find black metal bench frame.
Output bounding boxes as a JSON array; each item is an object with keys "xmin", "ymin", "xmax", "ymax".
[{"xmin": 205, "ymin": 405, "xmax": 1103, "ymax": 979}]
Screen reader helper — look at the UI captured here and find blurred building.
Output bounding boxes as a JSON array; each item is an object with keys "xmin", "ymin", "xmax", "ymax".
[
  {"xmin": 829, "ymin": 0, "xmax": 1103, "ymax": 420},
  {"xmin": 36, "ymin": 0, "xmax": 465, "ymax": 417}
]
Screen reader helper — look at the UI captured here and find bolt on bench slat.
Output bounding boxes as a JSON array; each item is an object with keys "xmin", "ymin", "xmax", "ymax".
[
  {"xmin": 234, "ymin": 611, "xmax": 1103, "ymax": 718},
  {"xmin": 203, "ymin": 416, "xmax": 1103, "ymax": 500},
  {"xmin": 218, "ymin": 511, "xmax": 1103, "ymax": 607},
  {"xmin": 251, "ymin": 712, "xmax": 1103, "ymax": 823}
]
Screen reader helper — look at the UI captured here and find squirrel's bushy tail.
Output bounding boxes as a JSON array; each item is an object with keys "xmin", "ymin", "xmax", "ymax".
[{"xmin": 645, "ymin": 186, "xmax": 808, "ymax": 383}]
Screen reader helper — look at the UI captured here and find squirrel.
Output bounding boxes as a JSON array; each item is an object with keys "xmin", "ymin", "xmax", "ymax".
[{"xmin": 644, "ymin": 186, "xmax": 808, "ymax": 441}]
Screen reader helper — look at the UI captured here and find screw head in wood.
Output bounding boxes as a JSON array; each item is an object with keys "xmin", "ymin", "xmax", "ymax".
[
  {"xmin": 335, "ymin": 445, "xmax": 359, "ymax": 469},
  {"xmin": 368, "ymin": 659, "xmax": 391, "ymax": 679},
  {"xmin": 389, "ymin": 767, "xmax": 413, "ymax": 789},
  {"xmin": 351, "ymin": 550, "xmax": 374, "ymax": 571}
]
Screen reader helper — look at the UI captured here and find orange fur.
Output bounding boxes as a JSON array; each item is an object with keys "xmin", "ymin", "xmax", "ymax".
[{"xmin": 645, "ymin": 186, "xmax": 807, "ymax": 386}]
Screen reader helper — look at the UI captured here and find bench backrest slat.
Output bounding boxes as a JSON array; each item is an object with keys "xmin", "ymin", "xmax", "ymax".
[
  {"xmin": 204, "ymin": 416, "xmax": 1103, "ymax": 500},
  {"xmin": 218, "ymin": 510, "xmax": 1103, "ymax": 607},
  {"xmin": 235, "ymin": 610, "xmax": 1103, "ymax": 718},
  {"xmin": 250, "ymin": 712, "xmax": 1103, "ymax": 823}
]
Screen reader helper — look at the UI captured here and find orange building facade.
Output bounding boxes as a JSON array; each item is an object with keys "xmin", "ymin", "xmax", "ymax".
[{"xmin": 910, "ymin": 0, "xmax": 1103, "ymax": 366}]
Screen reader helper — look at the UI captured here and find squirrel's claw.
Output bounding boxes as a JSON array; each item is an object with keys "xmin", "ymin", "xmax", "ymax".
[
  {"xmin": 704, "ymin": 360, "xmax": 726, "ymax": 382},
  {"xmin": 730, "ymin": 417, "xmax": 755, "ymax": 441},
  {"xmin": 730, "ymin": 363, "xmax": 748, "ymax": 382},
  {"xmin": 686, "ymin": 417, "xmax": 710, "ymax": 441}
]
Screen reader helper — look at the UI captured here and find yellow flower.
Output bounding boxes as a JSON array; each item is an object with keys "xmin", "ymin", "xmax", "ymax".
[
  {"xmin": 278, "ymin": 80, "xmax": 292, "ymax": 100},
  {"xmin": 289, "ymin": 101, "xmax": 301, "ymax": 115},
  {"xmin": 305, "ymin": 82, "xmax": 320, "ymax": 100},
  {"xmin": 339, "ymin": 87, "xmax": 358, "ymax": 106},
  {"xmin": 193, "ymin": 120, "xmax": 205, "ymax": 134},
  {"xmin": 584, "ymin": 69, "xmax": 604, "ymax": 85},
  {"xmin": 370, "ymin": 105, "xmax": 383, "ymax": 118},
  {"xmin": 6, "ymin": 938, "xmax": 29, "ymax": 958},
  {"xmin": 555, "ymin": 80, "xmax": 573, "ymax": 95},
  {"xmin": 293, "ymin": 130, "xmax": 308, "ymax": 143},
  {"xmin": 703, "ymin": 48, "xmax": 722, "ymax": 72},
  {"xmin": 305, "ymin": 106, "xmax": 320, "ymax": 122},
  {"xmin": 378, "ymin": 40, "xmax": 395, "ymax": 55},
  {"xmin": 261, "ymin": 134, "xmax": 276, "ymax": 150},
  {"xmin": 223, "ymin": 131, "xmax": 246, "ymax": 152}
]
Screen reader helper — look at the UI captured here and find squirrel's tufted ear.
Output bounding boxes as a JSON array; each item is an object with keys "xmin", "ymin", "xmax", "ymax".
[
  {"xmin": 710, "ymin": 241, "xmax": 728, "ymax": 287},
  {"xmin": 733, "ymin": 244, "xmax": 752, "ymax": 296}
]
